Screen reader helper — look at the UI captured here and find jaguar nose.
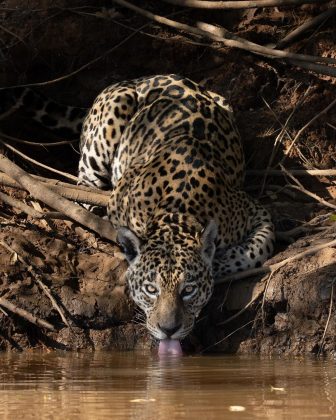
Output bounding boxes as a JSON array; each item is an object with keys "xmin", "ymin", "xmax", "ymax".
[{"xmin": 158, "ymin": 323, "xmax": 182, "ymax": 338}]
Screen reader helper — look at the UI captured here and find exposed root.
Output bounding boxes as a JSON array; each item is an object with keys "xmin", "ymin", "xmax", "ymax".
[
  {"xmin": 0, "ymin": 154, "xmax": 116, "ymax": 242},
  {"xmin": 0, "ymin": 239, "xmax": 71, "ymax": 329},
  {"xmin": 216, "ymin": 236, "xmax": 336, "ymax": 284},
  {"xmin": 0, "ymin": 297, "xmax": 55, "ymax": 331},
  {"xmin": 317, "ymin": 281, "xmax": 334, "ymax": 357}
]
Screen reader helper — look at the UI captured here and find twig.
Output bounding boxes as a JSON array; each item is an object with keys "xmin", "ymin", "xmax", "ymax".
[
  {"xmin": 0, "ymin": 191, "xmax": 45, "ymax": 218},
  {"xmin": 196, "ymin": 20, "xmax": 336, "ymax": 65},
  {"xmin": 258, "ymin": 85, "xmax": 311, "ymax": 195},
  {"xmin": 289, "ymin": 185, "xmax": 336, "ymax": 210},
  {"xmin": 276, "ymin": 6, "xmax": 336, "ymax": 49},
  {"xmin": 0, "ymin": 171, "xmax": 109, "ymax": 195},
  {"xmin": 35, "ymin": 279, "xmax": 71, "ymax": 328},
  {"xmin": 275, "ymin": 212, "xmax": 332, "ymax": 242},
  {"xmin": 282, "ymin": 97, "xmax": 336, "ymax": 159},
  {"xmin": 0, "ymin": 191, "xmax": 71, "ymax": 220},
  {"xmin": 0, "ymin": 139, "xmax": 78, "ymax": 182},
  {"xmin": 0, "ymin": 172, "xmax": 109, "ymax": 207},
  {"xmin": 162, "ymin": 0, "xmax": 329, "ymax": 9},
  {"xmin": 276, "ymin": 226, "xmax": 327, "ymax": 242},
  {"xmin": 0, "ymin": 154, "xmax": 117, "ymax": 242},
  {"xmin": 0, "ymin": 132, "xmax": 79, "ymax": 147},
  {"xmin": 0, "ymin": 297, "xmax": 55, "ymax": 331},
  {"xmin": 200, "ymin": 319, "xmax": 258, "ymax": 353},
  {"xmin": 0, "ymin": 23, "xmax": 27, "ymax": 45},
  {"xmin": 280, "ymin": 164, "xmax": 336, "ymax": 210},
  {"xmin": 247, "ymin": 169, "xmax": 336, "ymax": 176},
  {"xmin": 261, "ymin": 270, "xmax": 278, "ymax": 329},
  {"xmin": 317, "ymin": 281, "xmax": 334, "ymax": 357},
  {"xmin": 0, "ymin": 239, "xmax": 71, "ymax": 328},
  {"xmin": 287, "ymin": 58, "xmax": 336, "ymax": 78},
  {"xmin": 217, "ymin": 293, "xmax": 262, "ymax": 326},
  {"xmin": 216, "ymin": 237, "xmax": 336, "ymax": 284},
  {"xmin": 1, "ymin": 23, "xmax": 150, "ymax": 89}
]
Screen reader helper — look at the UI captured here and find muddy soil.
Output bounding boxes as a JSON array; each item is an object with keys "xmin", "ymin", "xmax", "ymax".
[{"xmin": 0, "ymin": 1, "xmax": 335, "ymax": 354}]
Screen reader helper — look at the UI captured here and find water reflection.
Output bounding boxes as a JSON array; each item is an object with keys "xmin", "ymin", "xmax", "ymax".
[{"xmin": 0, "ymin": 351, "xmax": 335, "ymax": 419}]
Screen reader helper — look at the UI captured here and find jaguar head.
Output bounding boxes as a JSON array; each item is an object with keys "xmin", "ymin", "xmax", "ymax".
[{"xmin": 117, "ymin": 221, "xmax": 217, "ymax": 340}]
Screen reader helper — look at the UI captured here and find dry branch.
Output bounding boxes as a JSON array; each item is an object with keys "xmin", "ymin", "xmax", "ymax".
[
  {"xmin": 112, "ymin": 0, "xmax": 336, "ymax": 77},
  {"xmin": 1, "ymin": 139, "xmax": 78, "ymax": 182},
  {"xmin": 280, "ymin": 164, "xmax": 336, "ymax": 210},
  {"xmin": 0, "ymin": 172, "xmax": 109, "ymax": 207},
  {"xmin": 0, "ymin": 154, "xmax": 117, "ymax": 242},
  {"xmin": 283, "ymin": 97, "xmax": 336, "ymax": 159},
  {"xmin": 0, "ymin": 191, "xmax": 45, "ymax": 218},
  {"xmin": 196, "ymin": 21, "xmax": 336, "ymax": 64},
  {"xmin": 0, "ymin": 297, "xmax": 55, "ymax": 331},
  {"xmin": 276, "ymin": 6, "xmax": 336, "ymax": 49},
  {"xmin": 0, "ymin": 239, "xmax": 71, "ymax": 328},
  {"xmin": 36, "ymin": 279, "xmax": 70, "ymax": 328},
  {"xmin": 0, "ymin": 192, "xmax": 68, "ymax": 220},
  {"xmin": 161, "ymin": 0, "xmax": 329, "ymax": 9},
  {"xmin": 216, "ymin": 237, "xmax": 336, "ymax": 284},
  {"xmin": 287, "ymin": 59, "xmax": 336, "ymax": 78},
  {"xmin": 1, "ymin": 132, "xmax": 79, "ymax": 147},
  {"xmin": 317, "ymin": 281, "xmax": 334, "ymax": 356}
]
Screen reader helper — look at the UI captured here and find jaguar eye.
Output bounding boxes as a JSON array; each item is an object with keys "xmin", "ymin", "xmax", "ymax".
[
  {"xmin": 181, "ymin": 285, "xmax": 197, "ymax": 299},
  {"xmin": 144, "ymin": 284, "xmax": 158, "ymax": 296}
]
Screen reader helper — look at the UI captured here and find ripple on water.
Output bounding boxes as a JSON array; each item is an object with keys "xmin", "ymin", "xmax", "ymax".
[{"xmin": 0, "ymin": 352, "xmax": 335, "ymax": 419}]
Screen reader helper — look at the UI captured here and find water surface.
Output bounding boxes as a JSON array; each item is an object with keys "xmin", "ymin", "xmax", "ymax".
[{"xmin": 0, "ymin": 351, "xmax": 335, "ymax": 419}]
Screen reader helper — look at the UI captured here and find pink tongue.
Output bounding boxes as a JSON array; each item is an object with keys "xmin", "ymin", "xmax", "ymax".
[{"xmin": 158, "ymin": 339, "xmax": 183, "ymax": 356}]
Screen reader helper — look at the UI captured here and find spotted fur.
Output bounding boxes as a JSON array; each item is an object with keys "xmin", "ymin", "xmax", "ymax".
[
  {"xmin": 0, "ymin": 87, "xmax": 86, "ymax": 137},
  {"xmin": 78, "ymin": 74, "xmax": 275, "ymax": 340}
]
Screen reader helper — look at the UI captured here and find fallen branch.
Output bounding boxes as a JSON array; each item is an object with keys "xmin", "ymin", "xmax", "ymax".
[
  {"xmin": 216, "ymin": 236, "xmax": 336, "ymax": 284},
  {"xmin": 286, "ymin": 58, "xmax": 336, "ymax": 78},
  {"xmin": 0, "ymin": 172, "xmax": 109, "ymax": 207},
  {"xmin": 112, "ymin": 0, "xmax": 336, "ymax": 79},
  {"xmin": 1, "ymin": 169, "xmax": 110, "ymax": 195},
  {"xmin": 36, "ymin": 279, "xmax": 70, "ymax": 328},
  {"xmin": 0, "ymin": 190, "xmax": 46, "ymax": 218},
  {"xmin": 161, "ymin": 0, "xmax": 329, "ymax": 9},
  {"xmin": 1, "ymin": 139, "xmax": 78, "ymax": 182},
  {"xmin": 0, "ymin": 154, "xmax": 117, "ymax": 242},
  {"xmin": 276, "ymin": 225, "xmax": 327, "ymax": 242},
  {"xmin": 0, "ymin": 297, "xmax": 55, "ymax": 331},
  {"xmin": 280, "ymin": 164, "xmax": 336, "ymax": 210},
  {"xmin": 276, "ymin": 5, "xmax": 336, "ymax": 49},
  {"xmin": 196, "ymin": 21, "xmax": 336, "ymax": 65},
  {"xmin": 0, "ymin": 190, "xmax": 69, "ymax": 220},
  {"xmin": 283, "ymin": 97, "xmax": 336, "ymax": 159}
]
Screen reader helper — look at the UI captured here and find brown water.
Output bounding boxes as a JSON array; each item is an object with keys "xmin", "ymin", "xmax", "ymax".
[{"xmin": 0, "ymin": 352, "xmax": 335, "ymax": 419}]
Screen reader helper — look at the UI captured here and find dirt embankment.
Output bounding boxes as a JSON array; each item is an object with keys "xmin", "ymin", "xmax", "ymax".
[{"xmin": 0, "ymin": 0, "xmax": 335, "ymax": 354}]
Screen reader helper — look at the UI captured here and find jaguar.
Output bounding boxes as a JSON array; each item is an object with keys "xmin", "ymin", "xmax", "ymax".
[
  {"xmin": 1, "ymin": 75, "xmax": 275, "ymax": 342},
  {"xmin": 77, "ymin": 74, "xmax": 275, "ymax": 341}
]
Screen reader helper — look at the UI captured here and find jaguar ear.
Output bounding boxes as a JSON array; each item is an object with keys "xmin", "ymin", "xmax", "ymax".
[
  {"xmin": 117, "ymin": 227, "xmax": 141, "ymax": 263},
  {"xmin": 201, "ymin": 220, "xmax": 217, "ymax": 264}
]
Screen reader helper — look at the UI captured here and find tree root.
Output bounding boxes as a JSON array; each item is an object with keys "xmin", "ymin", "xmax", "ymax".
[{"xmin": 0, "ymin": 154, "xmax": 116, "ymax": 242}]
